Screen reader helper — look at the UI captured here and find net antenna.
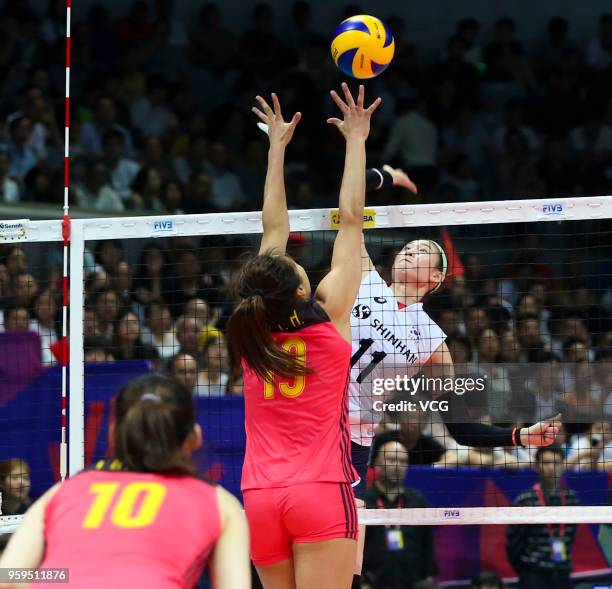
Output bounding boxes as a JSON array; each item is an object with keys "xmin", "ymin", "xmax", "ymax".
[{"xmin": 59, "ymin": 0, "xmax": 73, "ymax": 485}]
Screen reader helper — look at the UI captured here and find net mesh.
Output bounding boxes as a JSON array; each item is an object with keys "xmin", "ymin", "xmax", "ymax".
[
  {"xmin": 0, "ymin": 240, "xmax": 65, "ymax": 526},
  {"xmin": 77, "ymin": 214, "xmax": 612, "ymax": 512},
  {"xmin": 1, "ymin": 203, "xmax": 611, "ymax": 583}
]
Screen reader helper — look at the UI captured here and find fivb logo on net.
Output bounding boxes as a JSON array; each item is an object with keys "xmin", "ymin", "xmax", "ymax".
[{"xmin": 541, "ymin": 202, "xmax": 565, "ymax": 215}]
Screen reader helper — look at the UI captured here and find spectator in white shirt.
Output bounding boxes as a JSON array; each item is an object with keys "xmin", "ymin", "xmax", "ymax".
[
  {"xmin": 40, "ymin": 0, "xmax": 66, "ymax": 48},
  {"xmin": 208, "ymin": 142, "xmax": 246, "ymax": 211},
  {"xmin": 130, "ymin": 75, "xmax": 178, "ymax": 139},
  {"xmin": 7, "ymin": 86, "xmax": 61, "ymax": 161},
  {"xmin": 102, "ymin": 129, "xmax": 140, "ymax": 201},
  {"xmin": 570, "ymin": 115, "xmax": 612, "ymax": 159},
  {"xmin": 383, "ymin": 97, "xmax": 439, "ymax": 193},
  {"xmin": 442, "ymin": 154, "xmax": 481, "ymax": 202},
  {"xmin": 586, "ymin": 14, "xmax": 612, "ymax": 70},
  {"xmin": 196, "ymin": 336, "xmax": 230, "ymax": 397},
  {"xmin": 140, "ymin": 301, "xmax": 178, "ymax": 359},
  {"xmin": 456, "ymin": 18, "xmax": 482, "ymax": 67},
  {"xmin": 173, "ymin": 134, "xmax": 213, "ymax": 186},
  {"xmin": 442, "ymin": 106, "xmax": 488, "ymax": 170},
  {"xmin": 79, "ymin": 96, "xmax": 135, "ymax": 158},
  {"xmin": 0, "ymin": 146, "xmax": 19, "ymax": 203},
  {"xmin": 493, "ymin": 99, "xmax": 541, "ymax": 155},
  {"xmin": 30, "ymin": 289, "xmax": 58, "ymax": 367},
  {"xmin": 75, "ymin": 159, "xmax": 124, "ymax": 212},
  {"xmin": 7, "ymin": 116, "xmax": 38, "ymax": 182}
]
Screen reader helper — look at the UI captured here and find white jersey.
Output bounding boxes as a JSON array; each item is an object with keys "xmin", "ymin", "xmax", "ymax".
[{"xmin": 349, "ymin": 271, "xmax": 447, "ymax": 445}]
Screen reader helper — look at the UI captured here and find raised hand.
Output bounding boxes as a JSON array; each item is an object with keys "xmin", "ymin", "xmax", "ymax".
[
  {"xmin": 252, "ymin": 93, "xmax": 301, "ymax": 149},
  {"xmin": 520, "ymin": 413, "xmax": 562, "ymax": 447},
  {"xmin": 382, "ymin": 164, "xmax": 419, "ymax": 194},
  {"xmin": 327, "ymin": 82, "xmax": 381, "ymax": 141}
]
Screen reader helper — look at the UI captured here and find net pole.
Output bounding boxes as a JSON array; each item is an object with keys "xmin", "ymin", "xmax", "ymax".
[
  {"xmin": 68, "ymin": 222, "xmax": 84, "ymax": 476},
  {"xmin": 59, "ymin": 0, "xmax": 72, "ymax": 481}
]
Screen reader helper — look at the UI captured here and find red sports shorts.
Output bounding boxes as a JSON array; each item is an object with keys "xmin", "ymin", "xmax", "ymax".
[{"xmin": 243, "ymin": 482, "xmax": 358, "ymax": 566}]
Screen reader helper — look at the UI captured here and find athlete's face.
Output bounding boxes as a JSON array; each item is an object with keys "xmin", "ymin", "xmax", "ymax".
[{"xmin": 392, "ymin": 240, "xmax": 444, "ymax": 290}]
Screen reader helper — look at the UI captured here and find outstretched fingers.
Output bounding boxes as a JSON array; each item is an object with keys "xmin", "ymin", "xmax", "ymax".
[
  {"xmin": 341, "ymin": 81, "xmax": 356, "ymax": 108},
  {"xmin": 271, "ymin": 92, "xmax": 283, "ymax": 117},
  {"xmin": 330, "ymin": 89, "xmax": 349, "ymax": 113},
  {"xmin": 366, "ymin": 96, "xmax": 382, "ymax": 115},
  {"xmin": 255, "ymin": 95, "xmax": 274, "ymax": 118},
  {"xmin": 252, "ymin": 106, "xmax": 268, "ymax": 123},
  {"xmin": 289, "ymin": 112, "xmax": 302, "ymax": 128},
  {"xmin": 356, "ymin": 84, "xmax": 365, "ymax": 108}
]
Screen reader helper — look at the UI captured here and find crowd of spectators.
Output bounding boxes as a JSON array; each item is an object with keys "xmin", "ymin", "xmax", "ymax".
[
  {"xmin": 1, "ymin": 2, "xmax": 612, "ymax": 210},
  {"xmin": 0, "ymin": 222, "xmax": 610, "ymax": 454}
]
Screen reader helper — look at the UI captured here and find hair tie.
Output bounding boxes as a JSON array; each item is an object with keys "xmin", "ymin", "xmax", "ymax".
[
  {"xmin": 239, "ymin": 288, "xmax": 265, "ymax": 299},
  {"xmin": 140, "ymin": 393, "xmax": 162, "ymax": 403}
]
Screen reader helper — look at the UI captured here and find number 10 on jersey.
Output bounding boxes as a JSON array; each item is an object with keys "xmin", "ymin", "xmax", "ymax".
[{"xmin": 264, "ymin": 337, "xmax": 307, "ymax": 399}]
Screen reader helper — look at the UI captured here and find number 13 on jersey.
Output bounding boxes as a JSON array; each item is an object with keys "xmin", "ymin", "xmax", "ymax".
[{"xmin": 264, "ymin": 336, "xmax": 307, "ymax": 399}]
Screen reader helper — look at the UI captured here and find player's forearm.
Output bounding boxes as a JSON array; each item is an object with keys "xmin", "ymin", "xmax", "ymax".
[
  {"xmin": 339, "ymin": 138, "xmax": 366, "ymax": 226},
  {"xmin": 262, "ymin": 145, "xmax": 290, "ymax": 238},
  {"xmin": 439, "ymin": 391, "xmax": 516, "ymax": 447}
]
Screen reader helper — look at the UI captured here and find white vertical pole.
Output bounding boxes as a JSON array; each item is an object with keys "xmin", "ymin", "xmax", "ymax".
[{"xmin": 68, "ymin": 220, "xmax": 85, "ymax": 475}]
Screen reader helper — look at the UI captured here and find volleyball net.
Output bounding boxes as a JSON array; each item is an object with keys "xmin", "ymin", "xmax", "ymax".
[{"xmin": 1, "ymin": 196, "xmax": 611, "ymax": 536}]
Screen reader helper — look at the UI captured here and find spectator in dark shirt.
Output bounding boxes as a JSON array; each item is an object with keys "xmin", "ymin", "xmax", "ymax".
[
  {"xmin": 507, "ymin": 445, "xmax": 578, "ymax": 589},
  {"xmin": 4, "ymin": 306, "xmax": 31, "ymax": 332},
  {"xmin": 112, "ymin": 310, "xmax": 158, "ymax": 363},
  {"xmin": 363, "ymin": 438, "xmax": 438, "ymax": 589}
]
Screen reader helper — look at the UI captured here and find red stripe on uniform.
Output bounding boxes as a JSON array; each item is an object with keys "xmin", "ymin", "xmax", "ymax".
[{"xmin": 338, "ymin": 370, "xmax": 354, "ymax": 483}]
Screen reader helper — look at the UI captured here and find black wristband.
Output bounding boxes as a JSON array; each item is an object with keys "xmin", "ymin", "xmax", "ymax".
[{"xmin": 366, "ymin": 168, "xmax": 393, "ymax": 192}]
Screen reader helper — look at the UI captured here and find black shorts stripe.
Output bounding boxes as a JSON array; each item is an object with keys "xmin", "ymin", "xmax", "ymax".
[
  {"xmin": 339, "ymin": 483, "xmax": 358, "ymax": 539},
  {"xmin": 339, "ymin": 483, "xmax": 350, "ymax": 538}
]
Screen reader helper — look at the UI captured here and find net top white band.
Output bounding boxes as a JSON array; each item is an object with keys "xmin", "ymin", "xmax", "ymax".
[
  {"xmin": 4, "ymin": 506, "xmax": 612, "ymax": 536},
  {"xmin": 2, "ymin": 196, "xmax": 610, "ymax": 243}
]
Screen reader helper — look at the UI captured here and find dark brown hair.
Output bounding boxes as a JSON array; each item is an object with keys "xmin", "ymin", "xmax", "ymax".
[
  {"xmin": 227, "ymin": 254, "xmax": 308, "ymax": 381},
  {"xmin": 113, "ymin": 374, "xmax": 196, "ymax": 475}
]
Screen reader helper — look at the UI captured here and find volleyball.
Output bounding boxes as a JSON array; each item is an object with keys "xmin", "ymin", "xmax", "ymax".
[{"xmin": 331, "ymin": 15, "xmax": 395, "ymax": 79}]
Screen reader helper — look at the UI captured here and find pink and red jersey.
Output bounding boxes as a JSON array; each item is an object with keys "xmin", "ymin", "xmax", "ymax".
[
  {"xmin": 242, "ymin": 302, "xmax": 357, "ymax": 491},
  {"xmin": 39, "ymin": 463, "xmax": 221, "ymax": 589}
]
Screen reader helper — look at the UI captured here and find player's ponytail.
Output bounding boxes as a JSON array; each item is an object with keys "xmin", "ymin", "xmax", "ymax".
[
  {"xmin": 227, "ymin": 254, "xmax": 309, "ymax": 381},
  {"xmin": 113, "ymin": 374, "xmax": 196, "ymax": 475}
]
